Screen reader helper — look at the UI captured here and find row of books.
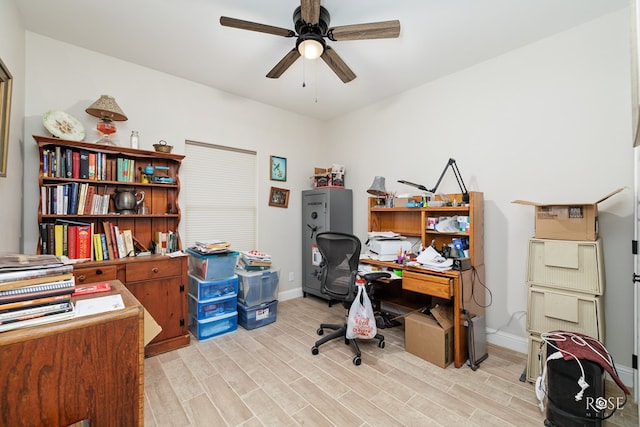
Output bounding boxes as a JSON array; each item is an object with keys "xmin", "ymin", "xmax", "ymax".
[
  {"xmin": 154, "ymin": 231, "xmax": 178, "ymax": 255},
  {"xmin": 42, "ymin": 146, "xmax": 137, "ymax": 183},
  {"xmin": 39, "ymin": 220, "xmax": 136, "ymax": 260},
  {"xmin": 40, "ymin": 182, "xmax": 110, "ymax": 216},
  {"xmin": 0, "ymin": 255, "xmax": 76, "ymax": 332}
]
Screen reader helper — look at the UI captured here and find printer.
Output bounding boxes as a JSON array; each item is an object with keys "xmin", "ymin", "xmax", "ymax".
[{"xmin": 367, "ymin": 238, "xmax": 413, "ymax": 261}]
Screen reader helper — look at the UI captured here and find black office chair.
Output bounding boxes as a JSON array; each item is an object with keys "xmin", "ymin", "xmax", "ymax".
[{"xmin": 310, "ymin": 231, "xmax": 390, "ymax": 365}]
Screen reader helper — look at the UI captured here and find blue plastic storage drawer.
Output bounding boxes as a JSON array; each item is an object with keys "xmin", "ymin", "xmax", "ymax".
[
  {"xmin": 189, "ymin": 293, "xmax": 237, "ymax": 320},
  {"xmin": 238, "ymin": 300, "xmax": 278, "ymax": 330},
  {"xmin": 186, "ymin": 249, "xmax": 239, "ymax": 280},
  {"xmin": 236, "ymin": 269, "xmax": 280, "ymax": 306},
  {"xmin": 189, "ymin": 311, "xmax": 238, "ymax": 341},
  {"xmin": 188, "ymin": 273, "xmax": 238, "ymax": 301}
]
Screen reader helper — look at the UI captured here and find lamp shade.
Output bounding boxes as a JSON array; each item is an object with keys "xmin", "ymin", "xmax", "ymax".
[
  {"xmin": 85, "ymin": 95, "xmax": 128, "ymax": 121},
  {"xmin": 367, "ymin": 176, "xmax": 387, "ymax": 196},
  {"xmin": 296, "ymin": 34, "xmax": 325, "ymax": 60}
]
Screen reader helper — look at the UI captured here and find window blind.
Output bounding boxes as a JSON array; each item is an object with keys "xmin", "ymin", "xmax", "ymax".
[{"xmin": 183, "ymin": 141, "xmax": 257, "ymax": 252}]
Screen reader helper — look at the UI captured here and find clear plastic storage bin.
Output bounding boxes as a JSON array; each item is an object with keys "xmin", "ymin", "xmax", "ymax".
[
  {"xmin": 189, "ymin": 293, "xmax": 237, "ymax": 320},
  {"xmin": 189, "ymin": 311, "xmax": 238, "ymax": 341},
  {"xmin": 188, "ymin": 273, "xmax": 238, "ymax": 301},
  {"xmin": 236, "ymin": 268, "xmax": 279, "ymax": 307},
  {"xmin": 186, "ymin": 249, "xmax": 239, "ymax": 281},
  {"xmin": 238, "ymin": 300, "xmax": 278, "ymax": 330}
]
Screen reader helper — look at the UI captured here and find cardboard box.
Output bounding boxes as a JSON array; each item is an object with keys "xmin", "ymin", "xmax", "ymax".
[
  {"xmin": 405, "ymin": 307, "xmax": 454, "ymax": 368},
  {"xmin": 512, "ymin": 188, "xmax": 623, "ymax": 241},
  {"xmin": 313, "ymin": 166, "xmax": 345, "ymax": 188}
]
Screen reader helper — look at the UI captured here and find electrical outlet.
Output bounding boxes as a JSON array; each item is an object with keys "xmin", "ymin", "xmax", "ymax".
[{"xmin": 288, "ymin": 272, "xmax": 294, "ymax": 282}]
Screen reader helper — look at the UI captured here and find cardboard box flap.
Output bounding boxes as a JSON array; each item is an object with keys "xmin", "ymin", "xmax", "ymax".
[
  {"xmin": 430, "ymin": 304, "xmax": 453, "ymax": 330},
  {"xmin": 512, "ymin": 188, "xmax": 624, "ymax": 207},
  {"xmin": 144, "ymin": 308, "xmax": 162, "ymax": 346}
]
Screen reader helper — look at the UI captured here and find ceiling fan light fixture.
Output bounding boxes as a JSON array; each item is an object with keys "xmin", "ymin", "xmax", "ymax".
[{"xmin": 297, "ymin": 36, "xmax": 325, "ymax": 60}]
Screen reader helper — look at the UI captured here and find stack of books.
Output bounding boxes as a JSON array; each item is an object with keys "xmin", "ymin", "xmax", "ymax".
[
  {"xmin": 238, "ymin": 250, "xmax": 272, "ymax": 271},
  {"xmin": 0, "ymin": 254, "xmax": 76, "ymax": 332}
]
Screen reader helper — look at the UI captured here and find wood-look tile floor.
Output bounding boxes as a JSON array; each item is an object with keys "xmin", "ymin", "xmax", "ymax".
[{"xmin": 144, "ymin": 295, "xmax": 638, "ymax": 426}]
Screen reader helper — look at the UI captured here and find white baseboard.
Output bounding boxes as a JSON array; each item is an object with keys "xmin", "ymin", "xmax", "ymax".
[
  {"xmin": 279, "ymin": 288, "xmax": 303, "ymax": 301},
  {"xmin": 485, "ymin": 328, "xmax": 635, "ymax": 389}
]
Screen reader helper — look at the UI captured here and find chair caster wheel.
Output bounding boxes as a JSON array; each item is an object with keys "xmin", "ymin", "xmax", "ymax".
[
  {"xmin": 311, "ymin": 346, "xmax": 319, "ymax": 355},
  {"xmin": 352, "ymin": 356, "xmax": 361, "ymax": 366},
  {"xmin": 316, "ymin": 328, "xmax": 324, "ymax": 336},
  {"xmin": 378, "ymin": 340, "xmax": 385, "ymax": 348}
]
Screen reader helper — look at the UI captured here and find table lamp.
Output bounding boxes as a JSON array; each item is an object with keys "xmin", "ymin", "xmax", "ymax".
[
  {"xmin": 85, "ymin": 95, "xmax": 128, "ymax": 145},
  {"xmin": 367, "ymin": 176, "xmax": 387, "ymax": 206}
]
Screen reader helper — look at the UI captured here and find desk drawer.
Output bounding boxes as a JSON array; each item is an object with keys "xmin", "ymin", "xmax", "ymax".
[
  {"xmin": 74, "ymin": 265, "xmax": 118, "ymax": 284},
  {"xmin": 402, "ymin": 271, "xmax": 453, "ymax": 299},
  {"xmin": 126, "ymin": 258, "xmax": 182, "ymax": 282}
]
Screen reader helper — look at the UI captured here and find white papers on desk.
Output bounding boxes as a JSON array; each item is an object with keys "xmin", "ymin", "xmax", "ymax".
[
  {"xmin": 75, "ymin": 294, "xmax": 125, "ymax": 317},
  {"xmin": 416, "ymin": 246, "xmax": 453, "ymax": 272}
]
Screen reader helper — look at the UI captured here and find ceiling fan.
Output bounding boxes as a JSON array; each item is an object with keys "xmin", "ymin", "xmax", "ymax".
[{"xmin": 219, "ymin": 0, "xmax": 400, "ymax": 83}]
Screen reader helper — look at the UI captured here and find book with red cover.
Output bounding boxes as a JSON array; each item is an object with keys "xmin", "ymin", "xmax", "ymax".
[
  {"xmin": 72, "ymin": 151, "xmax": 80, "ymax": 179},
  {"xmin": 66, "ymin": 225, "xmax": 78, "ymax": 259},
  {"xmin": 83, "ymin": 185, "xmax": 96, "ymax": 215},
  {"xmin": 102, "ymin": 222, "xmax": 116, "ymax": 260},
  {"xmin": 76, "ymin": 225, "xmax": 92, "ymax": 259},
  {"xmin": 88, "ymin": 153, "xmax": 97, "ymax": 180}
]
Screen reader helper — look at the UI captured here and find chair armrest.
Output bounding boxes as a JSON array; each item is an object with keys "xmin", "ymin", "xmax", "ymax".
[{"xmin": 362, "ymin": 271, "xmax": 391, "ymax": 283}]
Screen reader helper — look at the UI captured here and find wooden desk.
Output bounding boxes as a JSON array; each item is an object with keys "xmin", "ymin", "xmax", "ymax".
[
  {"xmin": 0, "ymin": 280, "xmax": 144, "ymax": 426},
  {"xmin": 361, "ymin": 258, "xmax": 485, "ymax": 368}
]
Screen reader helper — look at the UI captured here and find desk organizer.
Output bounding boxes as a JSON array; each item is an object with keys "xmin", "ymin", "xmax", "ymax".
[
  {"xmin": 188, "ymin": 273, "xmax": 238, "ymax": 301},
  {"xmin": 236, "ymin": 268, "xmax": 280, "ymax": 306},
  {"xmin": 237, "ymin": 300, "xmax": 278, "ymax": 330},
  {"xmin": 186, "ymin": 249, "xmax": 239, "ymax": 281},
  {"xmin": 189, "ymin": 311, "xmax": 238, "ymax": 341}
]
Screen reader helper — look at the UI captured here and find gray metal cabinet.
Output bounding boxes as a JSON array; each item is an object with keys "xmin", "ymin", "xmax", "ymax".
[{"xmin": 301, "ymin": 188, "xmax": 353, "ymax": 299}]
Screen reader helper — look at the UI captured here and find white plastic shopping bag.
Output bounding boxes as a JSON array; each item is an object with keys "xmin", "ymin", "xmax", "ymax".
[{"xmin": 346, "ymin": 284, "xmax": 377, "ymax": 339}]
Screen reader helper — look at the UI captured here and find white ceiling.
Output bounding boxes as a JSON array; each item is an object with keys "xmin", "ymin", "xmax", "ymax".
[{"xmin": 16, "ymin": 0, "xmax": 629, "ymax": 121}]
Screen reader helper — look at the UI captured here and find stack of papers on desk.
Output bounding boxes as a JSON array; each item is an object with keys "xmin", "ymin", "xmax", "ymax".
[
  {"xmin": 416, "ymin": 246, "xmax": 453, "ymax": 272},
  {"xmin": 367, "ymin": 231, "xmax": 402, "ymax": 240}
]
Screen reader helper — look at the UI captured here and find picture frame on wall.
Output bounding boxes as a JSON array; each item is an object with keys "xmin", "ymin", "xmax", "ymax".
[
  {"xmin": 0, "ymin": 58, "xmax": 12, "ymax": 178},
  {"xmin": 270, "ymin": 155, "xmax": 287, "ymax": 181},
  {"xmin": 269, "ymin": 187, "xmax": 290, "ymax": 208}
]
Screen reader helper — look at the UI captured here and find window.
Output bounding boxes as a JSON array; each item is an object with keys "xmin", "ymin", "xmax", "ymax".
[{"xmin": 183, "ymin": 141, "xmax": 257, "ymax": 251}]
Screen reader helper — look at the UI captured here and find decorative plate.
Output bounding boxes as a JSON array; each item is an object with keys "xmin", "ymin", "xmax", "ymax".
[{"xmin": 43, "ymin": 110, "xmax": 85, "ymax": 141}]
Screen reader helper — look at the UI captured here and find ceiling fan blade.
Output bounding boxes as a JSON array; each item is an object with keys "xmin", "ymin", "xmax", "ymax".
[
  {"xmin": 266, "ymin": 49, "xmax": 301, "ymax": 79},
  {"xmin": 321, "ymin": 46, "xmax": 356, "ymax": 83},
  {"xmin": 220, "ymin": 16, "xmax": 295, "ymax": 38},
  {"xmin": 300, "ymin": 0, "xmax": 321, "ymax": 25},
  {"xmin": 329, "ymin": 20, "xmax": 401, "ymax": 41}
]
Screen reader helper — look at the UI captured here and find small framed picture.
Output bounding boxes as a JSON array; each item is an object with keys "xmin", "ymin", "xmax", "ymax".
[
  {"xmin": 269, "ymin": 186, "xmax": 290, "ymax": 208},
  {"xmin": 270, "ymin": 155, "xmax": 287, "ymax": 181}
]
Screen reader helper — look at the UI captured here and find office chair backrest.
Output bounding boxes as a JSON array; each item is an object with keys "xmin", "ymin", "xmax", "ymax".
[{"xmin": 315, "ymin": 232, "xmax": 361, "ymax": 302}]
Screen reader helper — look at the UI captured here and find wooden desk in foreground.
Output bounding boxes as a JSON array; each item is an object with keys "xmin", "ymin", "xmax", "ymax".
[
  {"xmin": 0, "ymin": 280, "xmax": 144, "ymax": 427},
  {"xmin": 360, "ymin": 258, "xmax": 486, "ymax": 368}
]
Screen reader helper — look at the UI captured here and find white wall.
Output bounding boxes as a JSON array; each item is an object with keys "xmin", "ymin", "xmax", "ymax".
[
  {"xmin": 22, "ymin": 33, "xmax": 325, "ymax": 297},
  {"xmin": 14, "ymin": 7, "xmax": 635, "ymax": 382},
  {"xmin": 324, "ymin": 10, "xmax": 634, "ymax": 377},
  {"xmin": 0, "ymin": 0, "xmax": 26, "ymax": 253}
]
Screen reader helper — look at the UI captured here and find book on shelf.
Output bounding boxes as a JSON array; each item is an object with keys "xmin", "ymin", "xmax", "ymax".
[
  {"xmin": 102, "ymin": 222, "xmax": 116, "ymax": 260},
  {"xmin": 100, "ymin": 234, "xmax": 110, "ymax": 261},
  {"xmin": 122, "ymin": 229, "xmax": 135, "ymax": 258},
  {"xmin": 93, "ymin": 233, "xmax": 103, "ymax": 261}
]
